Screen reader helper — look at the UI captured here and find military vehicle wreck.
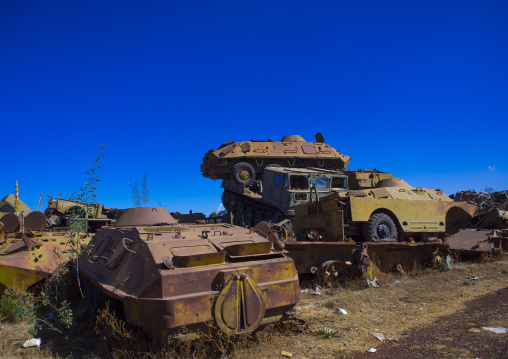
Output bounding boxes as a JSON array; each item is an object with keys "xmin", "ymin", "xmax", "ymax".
[
  {"xmin": 0, "ymin": 184, "xmax": 90, "ymax": 291},
  {"xmin": 221, "ymin": 166, "xmax": 476, "ymax": 241},
  {"xmin": 201, "ymin": 133, "xmax": 351, "ymax": 185},
  {"xmin": 79, "ymin": 207, "xmax": 300, "ymax": 341},
  {"xmin": 202, "ymin": 134, "xmax": 479, "ymax": 286},
  {"xmin": 45, "ymin": 196, "xmax": 122, "ymax": 232}
]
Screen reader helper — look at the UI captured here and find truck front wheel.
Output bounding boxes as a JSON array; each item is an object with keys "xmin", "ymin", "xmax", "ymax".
[
  {"xmin": 233, "ymin": 162, "xmax": 256, "ymax": 186},
  {"xmin": 363, "ymin": 213, "xmax": 398, "ymax": 242}
]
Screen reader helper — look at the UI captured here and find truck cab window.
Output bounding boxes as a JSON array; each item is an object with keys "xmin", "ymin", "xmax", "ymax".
[
  {"xmin": 273, "ymin": 175, "xmax": 282, "ymax": 186},
  {"xmin": 312, "ymin": 177, "xmax": 329, "ymax": 190},
  {"xmin": 332, "ymin": 176, "xmax": 348, "ymax": 191},
  {"xmin": 290, "ymin": 175, "xmax": 309, "ymax": 190}
]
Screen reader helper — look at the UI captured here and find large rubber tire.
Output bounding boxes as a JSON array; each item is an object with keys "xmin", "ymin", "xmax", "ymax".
[
  {"xmin": 362, "ymin": 213, "xmax": 398, "ymax": 242},
  {"xmin": 233, "ymin": 162, "xmax": 256, "ymax": 186}
]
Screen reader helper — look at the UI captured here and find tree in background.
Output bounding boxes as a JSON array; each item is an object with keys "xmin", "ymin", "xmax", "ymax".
[
  {"xmin": 130, "ymin": 172, "xmax": 149, "ymax": 207},
  {"xmin": 141, "ymin": 172, "xmax": 149, "ymax": 207}
]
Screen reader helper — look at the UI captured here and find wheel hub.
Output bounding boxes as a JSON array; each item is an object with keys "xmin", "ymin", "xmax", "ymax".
[
  {"xmin": 377, "ymin": 224, "xmax": 390, "ymax": 239},
  {"xmin": 239, "ymin": 169, "xmax": 251, "ymax": 180}
]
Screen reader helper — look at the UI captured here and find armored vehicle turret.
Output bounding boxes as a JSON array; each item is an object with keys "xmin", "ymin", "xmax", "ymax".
[
  {"xmin": 79, "ymin": 207, "xmax": 300, "ymax": 341},
  {"xmin": 201, "ymin": 133, "xmax": 351, "ymax": 186}
]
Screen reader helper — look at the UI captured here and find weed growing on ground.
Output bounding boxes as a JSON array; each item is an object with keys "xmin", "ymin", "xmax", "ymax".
[
  {"xmin": 318, "ymin": 327, "xmax": 337, "ymax": 339},
  {"xmin": 324, "ymin": 301, "xmax": 336, "ymax": 309}
]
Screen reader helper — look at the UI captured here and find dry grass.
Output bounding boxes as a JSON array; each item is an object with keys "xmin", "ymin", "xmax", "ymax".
[
  {"xmin": 234, "ymin": 255, "xmax": 508, "ymax": 358},
  {"xmin": 1, "ymin": 256, "xmax": 507, "ymax": 358}
]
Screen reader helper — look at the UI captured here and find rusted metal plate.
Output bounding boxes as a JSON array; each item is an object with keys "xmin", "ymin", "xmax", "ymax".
[
  {"xmin": 173, "ymin": 251, "xmax": 226, "ymax": 267},
  {"xmin": 0, "ymin": 213, "xmax": 21, "ymax": 233},
  {"xmin": 24, "ymin": 211, "xmax": 47, "ymax": 231},
  {"xmin": 224, "ymin": 242, "xmax": 272, "ymax": 256},
  {"xmin": 447, "ymin": 229, "xmax": 504, "ymax": 259}
]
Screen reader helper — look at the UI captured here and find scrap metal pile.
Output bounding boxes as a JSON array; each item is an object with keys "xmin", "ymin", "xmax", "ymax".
[
  {"xmin": 451, "ymin": 189, "xmax": 508, "ymax": 229},
  {"xmin": 0, "ymin": 183, "xmax": 91, "ymax": 291},
  {"xmin": 447, "ymin": 189, "xmax": 508, "ymax": 258}
]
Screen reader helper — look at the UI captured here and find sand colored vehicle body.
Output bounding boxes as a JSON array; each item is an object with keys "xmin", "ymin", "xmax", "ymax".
[{"xmin": 201, "ymin": 133, "xmax": 351, "ymax": 185}]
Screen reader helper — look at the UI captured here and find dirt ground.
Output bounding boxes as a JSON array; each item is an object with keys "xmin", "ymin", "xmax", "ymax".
[
  {"xmin": 236, "ymin": 255, "xmax": 508, "ymax": 359},
  {"xmin": 1, "ymin": 255, "xmax": 508, "ymax": 359}
]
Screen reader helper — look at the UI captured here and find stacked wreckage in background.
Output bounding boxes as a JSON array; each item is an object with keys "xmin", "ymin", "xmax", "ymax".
[
  {"xmin": 201, "ymin": 133, "xmax": 501, "ymax": 285},
  {"xmin": 447, "ymin": 189, "xmax": 508, "ymax": 259}
]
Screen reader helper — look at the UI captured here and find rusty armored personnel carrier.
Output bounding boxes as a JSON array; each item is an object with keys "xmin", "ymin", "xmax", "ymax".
[
  {"xmin": 79, "ymin": 207, "xmax": 300, "ymax": 341},
  {"xmin": 0, "ymin": 184, "xmax": 90, "ymax": 291},
  {"xmin": 201, "ymin": 133, "xmax": 351, "ymax": 186}
]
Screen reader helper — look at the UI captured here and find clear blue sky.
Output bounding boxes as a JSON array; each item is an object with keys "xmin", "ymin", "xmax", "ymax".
[{"xmin": 1, "ymin": 1, "xmax": 506, "ymax": 216}]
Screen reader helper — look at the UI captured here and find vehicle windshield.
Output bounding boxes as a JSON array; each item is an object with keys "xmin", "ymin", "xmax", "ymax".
[
  {"xmin": 331, "ymin": 176, "xmax": 348, "ymax": 191},
  {"xmin": 312, "ymin": 177, "xmax": 329, "ymax": 190},
  {"xmin": 289, "ymin": 175, "xmax": 309, "ymax": 190}
]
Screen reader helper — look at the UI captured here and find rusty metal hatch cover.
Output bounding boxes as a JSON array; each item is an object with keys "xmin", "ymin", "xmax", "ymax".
[
  {"xmin": 1, "ymin": 213, "xmax": 21, "ymax": 233},
  {"xmin": 24, "ymin": 211, "xmax": 47, "ymax": 232},
  {"xmin": 214, "ymin": 272, "xmax": 267, "ymax": 333}
]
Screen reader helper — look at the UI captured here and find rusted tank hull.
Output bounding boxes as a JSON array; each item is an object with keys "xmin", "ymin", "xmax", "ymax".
[
  {"xmin": 79, "ymin": 208, "xmax": 300, "ymax": 341},
  {"xmin": 83, "ymin": 257, "xmax": 299, "ymax": 340},
  {"xmin": 0, "ymin": 231, "xmax": 90, "ymax": 291},
  {"xmin": 285, "ymin": 241, "xmax": 448, "ymax": 285}
]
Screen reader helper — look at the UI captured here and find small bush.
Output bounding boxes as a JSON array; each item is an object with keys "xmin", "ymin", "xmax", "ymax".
[{"xmin": 0, "ymin": 291, "xmax": 35, "ymax": 323}]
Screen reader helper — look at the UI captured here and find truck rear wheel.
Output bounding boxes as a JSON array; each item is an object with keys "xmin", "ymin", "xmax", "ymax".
[
  {"xmin": 233, "ymin": 162, "xmax": 256, "ymax": 186},
  {"xmin": 363, "ymin": 213, "xmax": 398, "ymax": 242}
]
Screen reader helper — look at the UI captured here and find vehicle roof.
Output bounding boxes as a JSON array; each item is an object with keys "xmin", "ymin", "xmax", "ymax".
[{"xmin": 265, "ymin": 167, "xmax": 346, "ymax": 175}]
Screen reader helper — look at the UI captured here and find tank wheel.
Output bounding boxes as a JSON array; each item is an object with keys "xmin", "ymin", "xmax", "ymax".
[
  {"xmin": 229, "ymin": 195, "xmax": 237, "ymax": 212},
  {"xmin": 264, "ymin": 211, "xmax": 274, "ymax": 222},
  {"xmin": 236, "ymin": 201, "xmax": 245, "ymax": 223},
  {"xmin": 244, "ymin": 206, "xmax": 253, "ymax": 227},
  {"xmin": 316, "ymin": 260, "xmax": 347, "ymax": 287},
  {"xmin": 362, "ymin": 213, "xmax": 398, "ymax": 242},
  {"xmin": 222, "ymin": 192, "xmax": 230, "ymax": 211},
  {"xmin": 233, "ymin": 162, "xmax": 256, "ymax": 186},
  {"xmin": 273, "ymin": 211, "xmax": 284, "ymax": 224},
  {"xmin": 253, "ymin": 210, "xmax": 263, "ymax": 226}
]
